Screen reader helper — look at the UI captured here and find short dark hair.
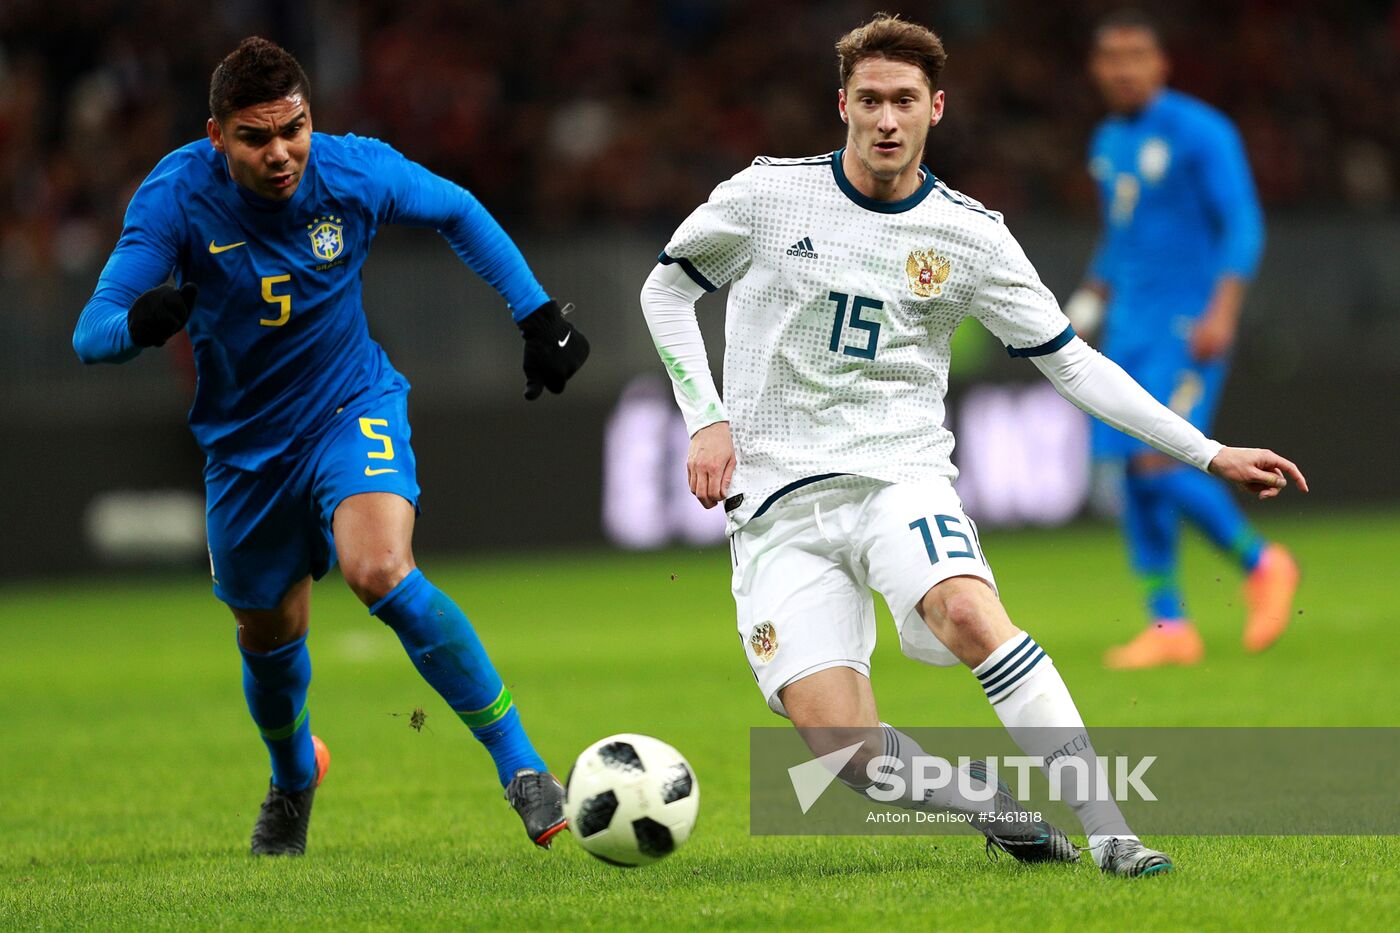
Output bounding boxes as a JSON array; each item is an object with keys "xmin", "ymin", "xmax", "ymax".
[
  {"xmin": 836, "ymin": 13, "xmax": 948, "ymax": 93},
  {"xmin": 209, "ymin": 37, "xmax": 310, "ymax": 122},
  {"xmin": 1094, "ymin": 9, "xmax": 1163, "ymax": 48}
]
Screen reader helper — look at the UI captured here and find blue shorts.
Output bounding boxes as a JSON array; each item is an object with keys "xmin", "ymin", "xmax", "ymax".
[
  {"xmin": 1092, "ymin": 340, "xmax": 1229, "ymax": 460},
  {"xmin": 205, "ymin": 388, "xmax": 421, "ymax": 610}
]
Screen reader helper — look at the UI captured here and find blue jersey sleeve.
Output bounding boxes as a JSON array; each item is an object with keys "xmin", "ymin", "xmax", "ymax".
[
  {"xmin": 1192, "ymin": 113, "xmax": 1264, "ymax": 280},
  {"xmin": 365, "ymin": 140, "xmax": 550, "ymax": 320},
  {"xmin": 1084, "ymin": 129, "xmax": 1113, "ymax": 284},
  {"xmin": 73, "ymin": 156, "xmax": 186, "ymax": 364}
]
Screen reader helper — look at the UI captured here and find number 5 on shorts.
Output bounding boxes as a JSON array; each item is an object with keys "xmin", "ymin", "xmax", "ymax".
[
  {"xmin": 909, "ymin": 514, "xmax": 980, "ymax": 564},
  {"xmin": 359, "ymin": 417, "xmax": 397, "ymax": 476}
]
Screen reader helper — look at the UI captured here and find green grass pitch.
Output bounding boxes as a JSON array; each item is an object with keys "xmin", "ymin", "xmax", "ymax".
[{"xmin": 2, "ymin": 511, "xmax": 1397, "ymax": 930}]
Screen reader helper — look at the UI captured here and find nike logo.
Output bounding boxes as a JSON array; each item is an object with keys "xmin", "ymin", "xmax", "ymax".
[
  {"xmin": 557, "ymin": 332, "xmax": 572, "ymax": 348},
  {"xmin": 208, "ymin": 240, "xmax": 247, "ymax": 254},
  {"xmin": 364, "ymin": 467, "xmax": 399, "ymax": 477}
]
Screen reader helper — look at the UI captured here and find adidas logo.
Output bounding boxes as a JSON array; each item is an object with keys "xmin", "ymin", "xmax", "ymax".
[{"xmin": 786, "ymin": 237, "xmax": 819, "ymax": 259}]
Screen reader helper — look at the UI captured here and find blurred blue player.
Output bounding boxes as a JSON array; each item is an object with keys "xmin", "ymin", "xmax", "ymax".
[
  {"xmin": 73, "ymin": 38, "xmax": 589, "ymax": 854},
  {"xmin": 1066, "ymin": 11, "xmax": 1299, "ymax": 669}
]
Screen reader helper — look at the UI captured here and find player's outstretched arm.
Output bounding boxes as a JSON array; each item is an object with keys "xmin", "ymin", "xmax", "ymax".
[
  {"xmin": 361, "ymin": 138, "xmax": 590, "ymax": 398},
  {"xmin": 1207, "ymin": 447, "xmax": 1308, "ymax": 500},
  {"xmin": 1030, "ymin": 336, "xmax": 1307, "ymax": 498}
]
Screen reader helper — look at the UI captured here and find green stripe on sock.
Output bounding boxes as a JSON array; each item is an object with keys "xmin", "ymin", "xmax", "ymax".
[
  {"xmin": 1231, "ymin": 529, "xmax": 1263, "ymax": 561},
  {"xmin": 457, "ymin": 686, "xmax": 513, "ymax": 729},
  {"xmin": 260, "ymin": 704, "xmax": 307, "ymax": 741},
  {"xmin": 1139, "ymin": 571, "xmax": 1177, "ymax": 595}
]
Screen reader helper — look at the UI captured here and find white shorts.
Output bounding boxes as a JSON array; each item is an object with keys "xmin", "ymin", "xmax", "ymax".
[{"xmin": 730, "ymin": 476, "xmax": 996, "ymax": 717}]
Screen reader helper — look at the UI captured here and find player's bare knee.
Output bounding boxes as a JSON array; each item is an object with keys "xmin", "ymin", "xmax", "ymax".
[
  {"xmin": 921, "ymin": 587, "xmax": 980, "ymax": 635},
  {"xmin": 232, "ymin": 578, "xmax": 310, "ymax": 651},
  {"xmin": 919, "ymin": 579, "xmax": 1012, "ymax": 662},
  {"xmin": 233, "ymin": 608, "xmax": 304, "ymax": 652},
  {"xmin": 343, "ymin": 554, "xmax": 413, "ymax": 606}
]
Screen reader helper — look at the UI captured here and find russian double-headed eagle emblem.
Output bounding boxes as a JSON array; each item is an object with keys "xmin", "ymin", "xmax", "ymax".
[
  {"xmin": 750, "ymin": 621, "xmax": 779, "ymax": 664},
  {"xmin": 307, "ymin": 215, "xmax": 345, "ymax": 262},
  {"xmin": 906, "ymin": 248, "xmax": 951, "ymax": 298}
]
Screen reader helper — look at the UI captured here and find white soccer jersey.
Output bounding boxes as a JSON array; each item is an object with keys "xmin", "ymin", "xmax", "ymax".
[{"xmin": 659, "ymin": 150, "xmax": 1074, "ymax": 528}]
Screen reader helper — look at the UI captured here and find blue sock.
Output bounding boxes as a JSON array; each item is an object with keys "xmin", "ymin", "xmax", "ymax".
[
  {"xmin": 1155, "ymin": 466, "xmax": 1264, "ymax": 572},
  {"xmin": 240, "ymin": 635, "xmax": 317, "ymax": 791},
  {"xmin": 370, "ymin": 569, "xmax": 547, "ymax": 785},
  {"xmin": 1124, "ymin": 472, "xmax": 1186, "ymax": 621}
]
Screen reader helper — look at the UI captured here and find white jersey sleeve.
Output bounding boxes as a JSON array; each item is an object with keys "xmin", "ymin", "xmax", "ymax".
[
  {"xmin": 639, "ymin": 262, "xmax": 727, "ymax": 434},
  {"xmin": 1032, "ymin": 337, "xmax": 1224, "ymax": 470},
  {"xmin": 969, "ymin": 222, "xmax": 1076, "ymax": 357},
  {"xmin": 660, "ymin": 169, "xmax": 754, "ymax": 291},
  {"xmin": 966, "ymin": 223, "xmax": 1222, "ymax": 469}
]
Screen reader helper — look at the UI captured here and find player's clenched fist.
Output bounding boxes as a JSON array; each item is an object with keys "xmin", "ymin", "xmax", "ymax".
[
  {"xmin": 127, "ymin": 282, "xmax": 198, "ymax": 347},
  {"xmin": 518, "ymin": 300, "xmax": 590, "ymax": 400},
  {"xmin": 1208, "ymin": 447, "xmax": 1309, "ymax": 500},
  {"xmin": 688, "ymin": 421, "xmax": 736, "ymax": 509}
]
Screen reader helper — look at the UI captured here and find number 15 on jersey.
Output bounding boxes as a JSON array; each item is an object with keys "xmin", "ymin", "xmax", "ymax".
[{"xmin": 828, "ymin": 291, "xmax": 882, "ymax": 359}]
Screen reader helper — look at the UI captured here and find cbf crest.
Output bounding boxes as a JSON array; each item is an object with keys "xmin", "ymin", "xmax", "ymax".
[
  {"xmin": 307, "ymin": 215, "xmax": 345, "ymax": 262},
  {"xmin": 905, "ymin": 248, "xmax": 951, "ymax": 298},
  {"xmin": 1137, "ymin": 137, "xmax": 1171, "ymax": 185}
]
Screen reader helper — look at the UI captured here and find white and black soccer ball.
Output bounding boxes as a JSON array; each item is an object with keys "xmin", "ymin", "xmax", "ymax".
[{"xmin": 564, "ymin": 733, "xmax": 699, "ymax": 867}]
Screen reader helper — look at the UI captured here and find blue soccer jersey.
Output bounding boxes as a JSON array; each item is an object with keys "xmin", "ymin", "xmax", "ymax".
[
  {"xmin": 1087, "ymin": 89, "xmax": 1263, "ymax": 358},
  {"xmin": 74, "ymin": 133, "xmax": 550, "ymax": 469}
]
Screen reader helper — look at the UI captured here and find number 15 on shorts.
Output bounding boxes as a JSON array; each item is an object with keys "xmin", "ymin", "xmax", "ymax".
[{"xmin": 909, "ymin": 514, "xmax": 984, "ymax": 565}]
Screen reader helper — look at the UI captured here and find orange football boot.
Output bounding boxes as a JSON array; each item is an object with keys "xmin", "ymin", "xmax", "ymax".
[
  {"xmin": 250, "ymin": 736, "xmax": 331, "ymax": 856},
  {"xmin": 1104, "ymin": 621, "xmax": 1205, "ymax": 670},
  {"xmin": 1243, "ymin": 544, "xmax": 1299, "ymax": 652},
  {"xmin": 312, "ymin": 734, "xmax": 331, "ymax": 787}
]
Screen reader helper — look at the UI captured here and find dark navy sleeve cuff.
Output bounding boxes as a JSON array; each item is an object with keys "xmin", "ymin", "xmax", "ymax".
[
  {"xmin": 658, "ymin": 251, "xmax": 718, "ymax": 293},
  {"xmin": 1005, "ymin": 323, "xmax": 1076, "ymax": 358}
]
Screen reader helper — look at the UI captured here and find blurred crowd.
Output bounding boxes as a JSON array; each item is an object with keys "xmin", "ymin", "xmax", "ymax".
[{"xmin": 3, "ymin": 0, "xmax": 1398, "ymax": 276}]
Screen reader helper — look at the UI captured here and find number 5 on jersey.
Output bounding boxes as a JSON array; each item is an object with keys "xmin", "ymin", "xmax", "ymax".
[
  {"xmin": 260, "ymin": 274, "xmax": 292, "ymax": 326},
  {"xmin": 359, "ymin": 417, "xmax": 399, "ymax": 477}
]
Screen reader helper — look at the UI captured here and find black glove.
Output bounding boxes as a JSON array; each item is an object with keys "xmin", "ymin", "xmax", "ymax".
[
  {"xmin": 127, "ymin": 282, "xmax": 198, "ymax": 348},
  {"xmin": 517, "ymin": 299, "xmax": 589, "ymax": 400}
]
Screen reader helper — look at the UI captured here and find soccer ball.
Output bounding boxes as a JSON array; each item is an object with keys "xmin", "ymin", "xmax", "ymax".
[{"xmin": 564, "ymin": 733, "xmax": 699, "ymax": 866}]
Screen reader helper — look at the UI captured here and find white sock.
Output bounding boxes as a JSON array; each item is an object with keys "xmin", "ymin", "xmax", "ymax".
[
  {"xmin": 841, "ymin": 724, "xmax": 996, "ymax": 818},
  {"xmin": 973, "ymin": 631, "xmax": 1137, "ymax": 860}
]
